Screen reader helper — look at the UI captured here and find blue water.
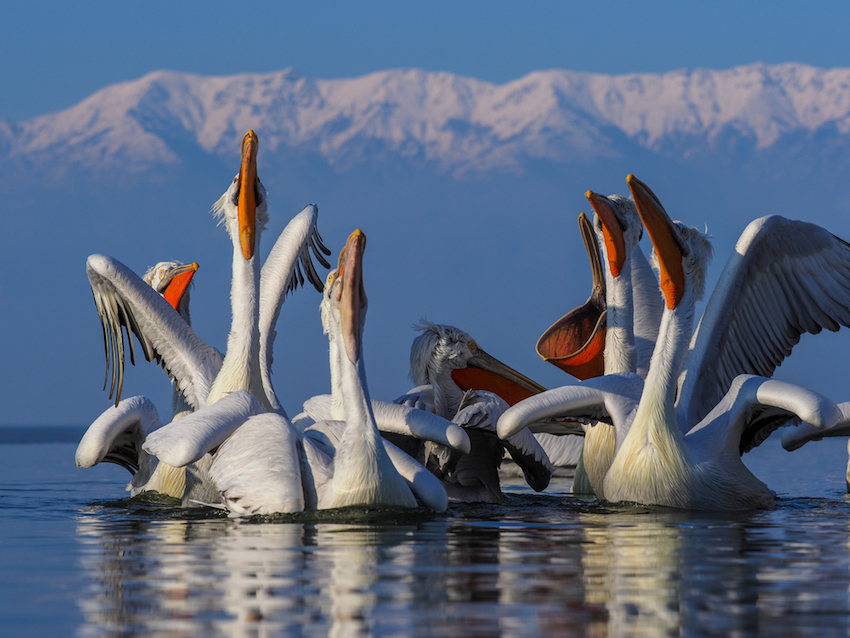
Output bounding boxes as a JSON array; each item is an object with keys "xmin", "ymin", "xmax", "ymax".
[{"xmin": 3, "ymin": 427, "xmax": 850, "ymax": 637}]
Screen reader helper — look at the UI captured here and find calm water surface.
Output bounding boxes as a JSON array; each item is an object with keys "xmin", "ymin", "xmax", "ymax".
[{"xmin": 3, "ymin": 427, "xmax": 850, "ymax": 637}]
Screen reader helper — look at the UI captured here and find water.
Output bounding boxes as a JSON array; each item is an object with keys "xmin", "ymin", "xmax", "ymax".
[{"xmin": 3, "ymin": 427, "xmax": 850, "ymax": 637}]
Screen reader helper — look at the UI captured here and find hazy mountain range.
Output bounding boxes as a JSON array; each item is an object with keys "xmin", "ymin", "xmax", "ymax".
[
  {"xmin": 7, "ymin": 62, "xmax": 850, "ymax": 426},
  {"xmin": 5, "ymin": 62, "xmax": 850, "ymax": 181}
]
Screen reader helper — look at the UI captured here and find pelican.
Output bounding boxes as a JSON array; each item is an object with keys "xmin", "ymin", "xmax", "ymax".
[
  {"xmin": 535, "ymin": 197, "xmax": 663, "ymax": 497},
  {"xmin": 499, "ymin": 175, "xmax": 849, "ymax": 510},
  {"xmin": 86, "ymin": 131, "xmax": 330, "ymax": 414},
  {"xmin": 144, "ymin": 230, "xmax": 453, "ymax": 513},
  {"xmin": 393, "ymin": 321, "xmax": 554, "ymax": 503},
  {"xmin": 86, "ymin": 131, "xmax": 331, "ymax": 505},
  {"xmin": 76, "ymin": 261, "xmax": 198, "ymax": 498}
]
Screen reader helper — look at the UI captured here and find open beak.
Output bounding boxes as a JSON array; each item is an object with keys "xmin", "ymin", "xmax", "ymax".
[
  {"xmin": 586, "ymin": 191, "xmax": 626, "ymax": 278},
  {"xmin": 238, "ymin": 130, "xmax": 259, "ymax": 260},
  {"xmin": 535, "ymin": 212, "xmax": 607, "ymax": 380},
  {"xmin": 451, "ymin": 349, "xmax": 546, "ymax": 406},
  {"xmin": 627, "ymin": 174, "xmax": 686, "ymax": 309},
  {"xmin": 339, "ymin": 229, "xmax": 367, "ymax": 364},
  {"xmin": 162, "ymin": 262, "xmax": 199, "ymax": 314}
]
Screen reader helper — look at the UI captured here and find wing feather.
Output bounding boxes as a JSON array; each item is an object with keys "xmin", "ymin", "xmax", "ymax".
[
  {"xmin": 87, "ymin": 255, "xmax": 223, "ymax": 409},
  {"xmin": 678, "ymin": 216, "xmax": 850, "ymax": 427},
  {"xmin": 258, "ymin": 205, "xmax": 331, "ymax": 413}
]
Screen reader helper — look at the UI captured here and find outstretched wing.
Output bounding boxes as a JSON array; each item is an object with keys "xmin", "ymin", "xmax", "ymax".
[
  {"xmin": 497, "ymin": 373, "xmax": 643, "ymax": 440},
  {"xmin": 687, "ymin": 376, "xmax": 842, "ymax": 458},
  {"xmin": 782, "ymin": 402, "xmax": 850, "ymax": 451},
  {"xmin": 258, "ymin": 204, "xmax": 332, "ymax": 413},
  {"xmin": 678, "ymin": 216, "xmax": 850, "ymax": 428},
  {"xmin": 87, "ymin": 254, "xmax": 223, "ymax": 409}
]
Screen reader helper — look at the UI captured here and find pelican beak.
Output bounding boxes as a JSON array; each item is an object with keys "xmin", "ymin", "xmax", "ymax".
[
  {"xmin": 586, "ymin": 191, "xmax": 626, "ymax": 278},
  {"xmin": 627, "ymin": 174, "xmax": 686, "ymax": 309},
  {"xmin": 451, "ymin": 348, "xmax": 546, "ymax": 406},
  {"xmin": 340, "ymin": 229, "xmax": 367, "ymax": 364},
  {"xmin": 162, "ymin": 262, "xmax": 199, "ymax": 314},
  {"xmin": 535, "ymin": 212, "xmax": 607, "ymax": 380},
  {"xmin": 238, "ymin": 130, "xmax": 259, "ymax": 260}
]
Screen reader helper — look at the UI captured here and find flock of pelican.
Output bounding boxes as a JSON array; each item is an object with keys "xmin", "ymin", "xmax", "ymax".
[{"xmin": 76, "ymin": 130, "xmax": 850, "ymax": 514}]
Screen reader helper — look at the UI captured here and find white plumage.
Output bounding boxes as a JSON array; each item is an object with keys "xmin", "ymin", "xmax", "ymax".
[{"xmin": 500, "ymin": 174, "xmax": 849, "ymax": 510}]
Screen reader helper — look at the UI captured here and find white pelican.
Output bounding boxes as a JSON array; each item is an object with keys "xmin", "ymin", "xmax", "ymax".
[
  {"xmin": 77, "ymin": 261, "xmax": 199, "ymax": 498},
  {"xmin": 86, "ymin": 131, "xmax": 330, "ymax": 414},
  {"xmin": 534, "ymin": 197, "xmax": 663, "ymax": 497},
  {"xmin": 86, "ymin": 131, "xmax": 331, "ymax": 505},
  {"xmin": 499, "ymin": 175, "xmax": 848, "ymax": 510},
  {"xmin": 144, "ymin": 230, "xmax": 452, "ymax": 513},
  {"xmin": 394, "ymin": 321, "xmax": 554, "ymax": 502}
]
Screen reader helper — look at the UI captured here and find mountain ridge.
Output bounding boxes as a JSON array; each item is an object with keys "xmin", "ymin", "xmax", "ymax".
[{"xmin": 5, "ymin": 62, "xmax": 850, "ymax": 180}]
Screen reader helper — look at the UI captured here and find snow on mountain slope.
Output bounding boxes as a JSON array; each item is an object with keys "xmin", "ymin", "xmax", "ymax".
[{"xmin": 4, "ymin": 63, "xmax": 850, "ymax": 177}]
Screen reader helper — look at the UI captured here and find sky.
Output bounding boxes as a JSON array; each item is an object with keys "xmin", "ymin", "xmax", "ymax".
[
  {"xmin": 3, "ymin": 0, "xmax": 850, "ymax": 122},
  {"xmin": 7, "ymin": 0, "xmax": 850, "ymax": 430}
]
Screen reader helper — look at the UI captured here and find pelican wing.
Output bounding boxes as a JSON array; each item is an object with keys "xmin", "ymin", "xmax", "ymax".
[
  {"xmin": 142, "ymin": 390, "xmax": 264, "ymax": 467},
  {"xmin": 393, "ymin": 385, "xmax": 436, "ymax": 412},
  {"xmin": 372, "ymin": 400, "xmax": 471, "ymax": 454},
  {"xmin": 76, "ymin": 395, "xmax": 163, "ymax": 472},
  {"xmin": 209, "ymin": 413, "xmax": 306, "ymax": 515},
  {"xmin": 258, "ymin": 205, "xmax": 331, "ymax": 413},
  {"xmin": 782, "ymin": 402, "xmax": 850, "ymax": 451},
  {"xmin": 497, "ymin": 373, "xmax": 643, "ymax": 440},
  {"xmin": 678, "ymin": 216, "xmax": 850, "ymax": 427},
  {"xmin": 291, "ymin": 394, "xmax": 333, "ymax": 430},
  {"xmin": 687, "ymin": 376, "xmax": 842, "ymax": 459},
  {"xmin": 87, "ymin": 254, "xmax": 223, "ymax": 409},
  {"xmin": 383, "ymin": 440, "xmax": 448, "ymax": 511},
  {"xmin": 454, "ymin": 390, "xmax": 553, "ymax": 492}
]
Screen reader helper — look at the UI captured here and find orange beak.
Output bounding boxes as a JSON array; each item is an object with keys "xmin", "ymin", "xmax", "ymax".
[
  {"xmin": 238, "ymin": 130, "xmax": 259, "ymax": 260},
  {"xmin": 451, "ymin": 348, "xmax": 546, "ymax": 406},
  {"xmin": 535, "ymin": 212, "xmax": 607, "ymax": 380},
  {"xmin": 627, "ymin": 174, "xmax": 685, "ymax": 309},
  {"xmin": 339, "ymin": 229, "xmax": 367, "ymax": 364},
  {"xmin": 162, "ymin": 262, "xmax": 199, "ymax": 314},
  {"xmin": 586, "ymin": 191, "xmax": 627, "ymax": 278}
]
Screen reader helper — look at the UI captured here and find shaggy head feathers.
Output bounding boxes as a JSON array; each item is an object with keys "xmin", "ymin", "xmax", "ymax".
[
  {"xmin": 211, "ymin": 175, "xmax": 270, "ymax": 242},
  {"xmin": 409, "ymin": 319, "xmax": 478, "ymax": 385}
]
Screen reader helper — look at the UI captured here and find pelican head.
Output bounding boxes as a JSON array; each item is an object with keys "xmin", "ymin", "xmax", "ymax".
[
  {"xmin": 143, "ymin": 260, "xmax": 199, "ymax": 319},
  {"xmin": 627, "ymin": 174, "xmax": 712, "ymax": 309},
  {"xmin": 336, "ymin": 229, "xmax": 368, "ymax": 365},
  {"xmin": 586, "ymin": 191, "xmax": 643, "ymax": 279},
  {"xmin": 321, "ymin": 232, "xmax": 370, "ymax": 359},
  {"xmin": 212, "ymin": 130, "xmax": 269, "ymax": 261},
  {"xmin": 411, "ymin": 320, "xmax": 545, "ymax": 411},
  {"xmin": 535, "ymin": 212, "xmax": 607, "ymax": 380}
]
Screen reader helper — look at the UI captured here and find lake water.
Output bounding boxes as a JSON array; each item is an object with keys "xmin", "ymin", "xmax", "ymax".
[{"xmin": 3, "ymin": 426, "xmax": 850, "ymax": 637}]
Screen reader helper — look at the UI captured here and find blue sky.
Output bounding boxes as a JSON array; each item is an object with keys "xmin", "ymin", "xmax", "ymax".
[
  {"xmin": 4, "ymin": 0, "xmax": 850, "ymax": 121},
  {"xmin": 6, "ymin": 1, "xmax": 850, "ymax": 427}
]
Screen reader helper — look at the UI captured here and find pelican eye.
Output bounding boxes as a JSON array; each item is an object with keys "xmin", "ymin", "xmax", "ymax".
[
  {"xmin": 681, "ymin": 227, "xmax": 690, "ymax": 238},
  {"xmin": 468, "ymin": 340, "xmax": 479, "ymax": 353}
]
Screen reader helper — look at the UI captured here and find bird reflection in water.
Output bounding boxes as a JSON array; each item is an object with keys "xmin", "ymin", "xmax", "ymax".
[{"xmin": 74, "ymin": 511, "xmax": 455, "ymax": 636}]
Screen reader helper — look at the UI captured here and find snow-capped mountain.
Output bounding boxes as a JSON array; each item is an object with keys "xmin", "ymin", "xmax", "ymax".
[{"xmin": 5, "ymin": 63, "xmax": 850, "ymax": 179}]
